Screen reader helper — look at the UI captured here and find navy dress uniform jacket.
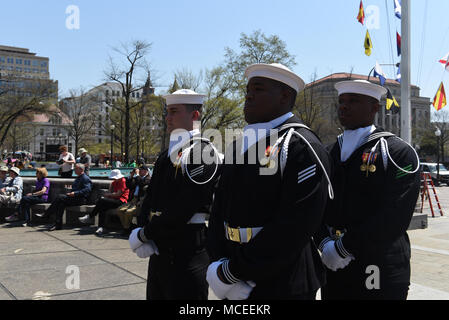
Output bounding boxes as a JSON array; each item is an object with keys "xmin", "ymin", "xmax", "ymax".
[
  {"xmin": 315, "ymin": 127, "xmax": 420, "ymax": 298},
  {"xmin": 207, "ymin": 116, "xmax": 331, "ymax": 299}
]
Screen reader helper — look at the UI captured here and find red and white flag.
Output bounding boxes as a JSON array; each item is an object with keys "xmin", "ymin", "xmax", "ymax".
[{"xmin": 439, "ymin": 52, "xmax": 449, "ymax": 71}]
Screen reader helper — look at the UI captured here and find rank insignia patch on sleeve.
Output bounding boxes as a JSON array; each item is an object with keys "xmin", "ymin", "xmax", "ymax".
[
  {"xmin": 298, "ymin": 164, "xmax": 316, "ymax": 184},
  {"xmin": 396, "ymin": 164, "xmax": 413, "ymax": 179}
]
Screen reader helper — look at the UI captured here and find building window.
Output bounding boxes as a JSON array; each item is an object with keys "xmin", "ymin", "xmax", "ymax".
[
  {"xmin": 16, "ymin": 59, "xmax": 22, "ymax": 64},
  {"xmin": 40, "ymin": 128, "xmax": 44, "ymax": 135},
  {"xmin": 0, "ymin": 56, "xmax": 5, "ymax": 63},
  {"xmin": 32, "ymin": 60, "xmax": 39, "ymax": 66},
  {"xmin": 136, "ymin": 92, "xmax": 140, "ymax": 98},
  {"xmin": 132, "ymin": 92, "xmax": 135, "ymax": 98},
  {"xmin": 98, "ymin": 138, "xmax": 102, "ymax": 143},
  {"xmin": 40, "ymin": 61, "xmax": 47, "ymax": 67},
  {"xmin": 106, "ymin": 90, "xmax": 109, "ymax": 96},
  {"xmin": 40, "ymin": 143, "xmax": 44, "ymax": 153},
  {"xmin": 98, "ymin": 131, "xmax": 102, "ymax": 136},
  {"xmin": 16, "ymin": 67, "xmax": 22, "ymax": 72},
  {"xmin": 68, "ymin": 143, "xmax": 72, "ymax": 152},
  {"xmin": 7, "ymin": 57, "xmax": 14, "ymax": 64},
  {"xmin": 24, "ymin": 60, "xmax": 31, "ymax": 66}
]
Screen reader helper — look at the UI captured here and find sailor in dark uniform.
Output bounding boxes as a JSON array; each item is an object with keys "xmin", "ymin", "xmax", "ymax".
[
  {"xmin": 129, "ymin": 89, "xmax": 221, "ymax": 300},
  {"xmin": 315, "ymin": 80, "xmax": 420, "ymax": 300},
  {"xmin": 206, "ymin": 63, "xmax": 333, "ymax": 300}
]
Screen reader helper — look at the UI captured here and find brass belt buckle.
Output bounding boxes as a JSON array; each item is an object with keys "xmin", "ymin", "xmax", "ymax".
[{"xmin": 227, "ymin": 225, "xmax": 241, "ymax": 243}]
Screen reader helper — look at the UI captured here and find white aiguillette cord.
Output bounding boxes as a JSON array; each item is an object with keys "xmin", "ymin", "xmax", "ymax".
[
  {"xmin": 276, "ymin": 128, "xmax": 334, "ymax": 200},
  {"xmin": 379, "ymin": 137, "xmax": 420, "ymax": 174}
]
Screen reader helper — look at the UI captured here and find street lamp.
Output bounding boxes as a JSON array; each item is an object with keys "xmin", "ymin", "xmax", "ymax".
[
  {"xmin": 110, "ymin": 124, "xmax": 115, "ymax": 167},
  {"xmin": 435, "ymin": 128, "xmax": 441, "ymax": 185}
]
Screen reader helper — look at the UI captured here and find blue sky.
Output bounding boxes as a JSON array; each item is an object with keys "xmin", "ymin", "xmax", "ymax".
[{"xmin": 2, "ymin": 0, "xmax": 449, "ymax": 101}]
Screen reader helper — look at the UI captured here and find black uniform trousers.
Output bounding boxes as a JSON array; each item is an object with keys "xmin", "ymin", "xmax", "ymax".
[
  {"xmin": 321, "ymin": 260, "xmax": 410, "ymax": 300},
  {"xmin": 89, "ymin": 197, "xmax": 123, "ymax": 228},
  {"xmin": 146, "ymin": 224, "xmax": 209, "ymax": 300},
  {"xmin": 45, "ymin": 194, "xmax": 87, "ymax": 227}
]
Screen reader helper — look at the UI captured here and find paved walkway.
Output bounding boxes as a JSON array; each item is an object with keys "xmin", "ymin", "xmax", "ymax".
[{"xmin": 1, "ymin": 187, "xmax": 448, "ymax": 300}]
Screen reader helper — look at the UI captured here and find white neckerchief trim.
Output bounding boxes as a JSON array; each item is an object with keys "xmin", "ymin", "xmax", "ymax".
[
  {"xmin": 241, "ymin": 112, "xmax": 294, "ymax": 154},
  {"xmin": 340, "ymin": 125, "xmax": 376, "ymax": 162}
]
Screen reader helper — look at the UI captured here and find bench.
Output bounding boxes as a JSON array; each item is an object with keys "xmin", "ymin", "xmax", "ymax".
[
  {"xmin": 0, "ymin": 202, "xmax": 20, "ymax": 222},
  {"xmin": 21, "ymin": 177, "xmax": 122, "ymax": 229}
]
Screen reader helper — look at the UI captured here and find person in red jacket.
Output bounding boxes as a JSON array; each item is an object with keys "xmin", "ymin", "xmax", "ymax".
[{"xmin": 79, "ymin": 169, "xmax": 129, "ymax": 235}]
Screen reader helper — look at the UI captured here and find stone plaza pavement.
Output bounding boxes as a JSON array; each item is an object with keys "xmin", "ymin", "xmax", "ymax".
[{"xmin": 0, "ymin": 188, "xmax": 449, "ymax": 300}]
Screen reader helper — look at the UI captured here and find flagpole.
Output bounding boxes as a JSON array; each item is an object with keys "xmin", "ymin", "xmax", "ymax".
[{"xmin": 401, "ymin": 0, "xmax": 412, "ymax": 143}]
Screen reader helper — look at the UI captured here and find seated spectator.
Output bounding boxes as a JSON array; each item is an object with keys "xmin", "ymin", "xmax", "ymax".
[
  {"xmin": 17, "ymin": 168, "xmax": 51, "ymax": 227},
  {"xmin": 79, "ymin": 169, "xmax": 129, "ymax": 236},
  {"xmin": 2, "ymin": 167, "xmax": 23, "ymax": 215},
  {"xmin": 36, "ymin": 164, "xmax": 92, "ymax": 231},
  {"xmin": 0, "ymin": 166, "xmax": 10, "ymax": 188},
  {"xmin": 125, "ymin": 168, "xmax": 139, "ymax": 191},
  {"xmin": 117, "ymin": 165, "xmax": 151, "ymax": 236}
]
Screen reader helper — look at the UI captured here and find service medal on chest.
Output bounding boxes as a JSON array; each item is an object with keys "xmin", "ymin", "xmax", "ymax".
[{"xmin": 174, "ymin": 151, "xmax": 182, "ymax": 177}]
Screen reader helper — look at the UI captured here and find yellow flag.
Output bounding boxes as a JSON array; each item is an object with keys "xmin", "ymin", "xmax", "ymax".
[{"xmin": 364, "ymin": 30, "xmax": 373, "ymax": 56}]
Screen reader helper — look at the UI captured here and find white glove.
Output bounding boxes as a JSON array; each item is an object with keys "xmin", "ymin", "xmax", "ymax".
[
  {"xmin": 321, "ymin": 240, "xmax": 354, "ymax": 271},
  {"xmin": 135, "ymin": 240, "xmax": 159, "ymax": 258},
  {"xmin": 225, "ymin": 281, "xmax": 256, "ymax": 300},
  {"xmin": 206, "ymin": 260, "xmax": 236, "ymax": 299},
  {"xmin": 129, "ymin": 228, "xmax": 144, "ymax": 251}
]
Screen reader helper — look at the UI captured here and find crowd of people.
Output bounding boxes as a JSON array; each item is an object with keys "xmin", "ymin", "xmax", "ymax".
[
  {"xmin": 0, "ymin": 62, "xmax": 421, "ymax": 301},
  {"xmin": 0, "ymin": 160, "xmax": 151, "ymax": 235}
]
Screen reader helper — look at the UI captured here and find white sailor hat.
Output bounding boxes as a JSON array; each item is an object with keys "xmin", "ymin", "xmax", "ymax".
[
  {"xmin": 335, "ymin": 80, "xmax": 387, "ymax": 101},
  {"xmin": 163, "ymin": 89, "xmax": 205, "ymax": 106},
  {"xmin": 244, "ymin": 63, "xmax": 305, "ymax": 93}
]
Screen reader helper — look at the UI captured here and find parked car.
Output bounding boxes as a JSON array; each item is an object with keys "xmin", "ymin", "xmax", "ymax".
[{"xmin": 420, "ymin": 162, "xmax": 449, "ymax": 186}]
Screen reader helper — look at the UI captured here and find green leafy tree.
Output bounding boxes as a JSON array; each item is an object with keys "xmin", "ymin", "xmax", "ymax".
[{"xmin": 224, "ymin": 29, "xmax": 296, "ymax": 95}]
